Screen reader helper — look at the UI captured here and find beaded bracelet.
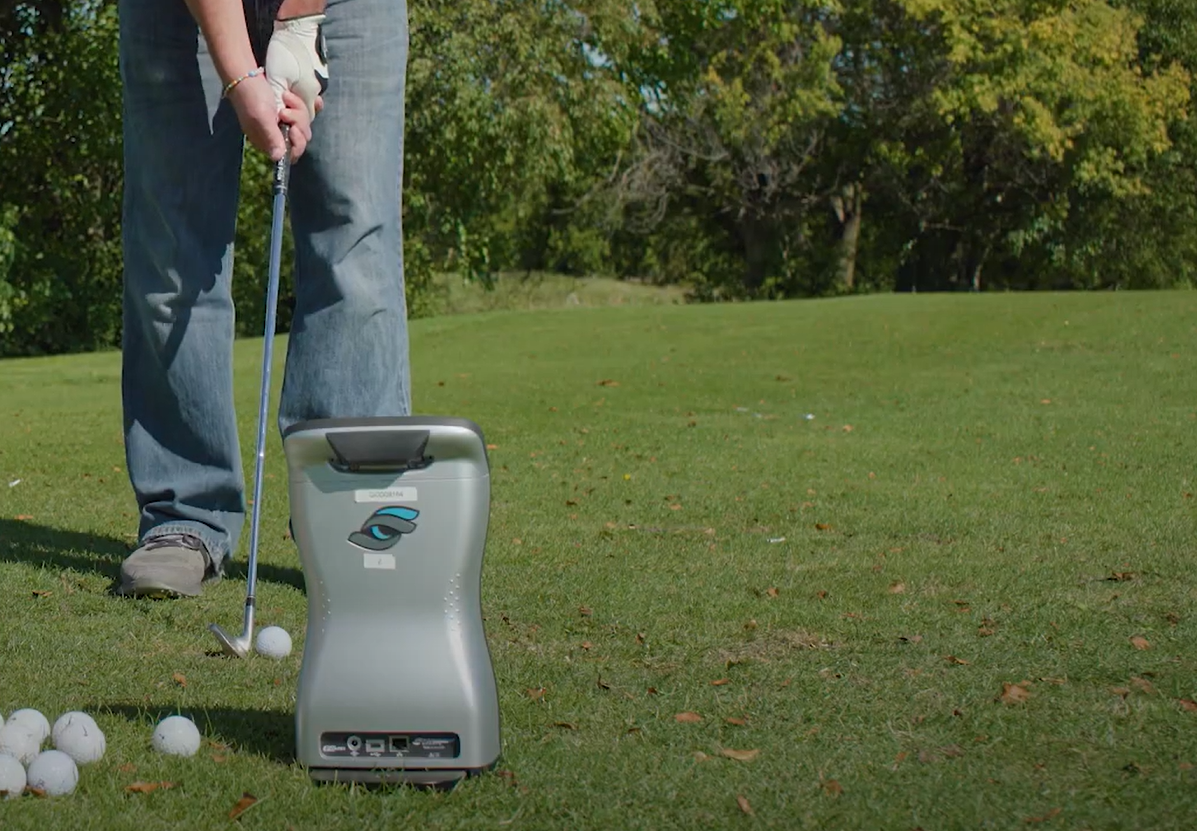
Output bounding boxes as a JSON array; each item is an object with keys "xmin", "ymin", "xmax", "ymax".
[{"xmin": 221, "ymin": 67, "xmax": 265, "ymax": 99}]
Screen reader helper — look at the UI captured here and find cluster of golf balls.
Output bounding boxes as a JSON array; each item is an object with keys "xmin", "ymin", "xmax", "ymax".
[{"xmin": 0, "ymin": 709, "xmax": 203, "ymax": 798}]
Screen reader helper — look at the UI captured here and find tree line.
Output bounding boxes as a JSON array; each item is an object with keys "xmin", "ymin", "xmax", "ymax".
[{"xmin": 1, "ymin": 0, "xmax": 1193, "ymax": 356}]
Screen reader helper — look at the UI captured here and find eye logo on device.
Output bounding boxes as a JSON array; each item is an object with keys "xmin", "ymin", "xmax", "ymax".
[{"xmin": 349, "ymin": 506, "xmax": 420, "ymax": 551}]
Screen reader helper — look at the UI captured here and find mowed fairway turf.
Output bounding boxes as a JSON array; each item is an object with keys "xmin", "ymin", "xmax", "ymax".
[{"xmin": 1, "ymin": 291, "xmax": 1196, "ymax": 829}]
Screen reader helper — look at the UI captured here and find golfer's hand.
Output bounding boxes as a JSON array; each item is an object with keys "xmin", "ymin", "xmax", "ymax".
[
  {"xmin": 265, "ymin": 14, "xmax": 328, "ymax": 120},
  {"xmin": 227, "ymin": 75, "xmax": 314, "ymax": 163}
]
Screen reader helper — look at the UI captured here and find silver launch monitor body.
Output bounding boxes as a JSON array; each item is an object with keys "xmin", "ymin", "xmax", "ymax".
[{"xmin": 283, "ymin": 417, "xmax": 501, "ymax": 787}]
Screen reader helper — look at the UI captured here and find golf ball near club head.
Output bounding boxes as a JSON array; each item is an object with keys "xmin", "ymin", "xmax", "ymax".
[
  {"xmin": 0, "ymin": 754, "xmax": 26, "ymax": 799},
  {"xmin": 52, "ymin": 711, "xmax": 98, "ymax": 746},
  {"xmin": 26, "ymin": 750, "xmax": 79, "ymax": 796},
  {"xmin": 54, "ymin": 718, "xmax": 106, "ymax": 764},
  {"xmin": 152, "ymin": 716, "xmax": 201, "ymax": 757},
  {"xmin": 0, "ymin": 722, "xmax": 41, "ymax": 766},
  {"xmin": 255, "ymin": 626, "xmax": 292, "ymax": 659},
  {"xmin": 7, "ymin": 709, "xmax": 51, "ymax": 744}
]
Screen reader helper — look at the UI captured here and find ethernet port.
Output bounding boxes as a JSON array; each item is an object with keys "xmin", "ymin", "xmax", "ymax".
[{"xmin": 388, "ymin": 735, "xmax": 409, "ymax": 753}]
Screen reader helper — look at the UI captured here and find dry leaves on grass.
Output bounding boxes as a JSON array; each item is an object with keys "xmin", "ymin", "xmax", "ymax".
[
  {"xmin": 675, "ymin": 712, "xmax": 702, "ymax": 723},
  {"xmin": 725, "ymin": 717, "xmax": 748, "ymax": 726},
  {"xmin": 1130, "ymin": 636, "xmax": 1151, "ymax": 650},
  {"xmin": 720, "ymin": 748, "xmax": 760, "ymax": 762},
  {"xmin": 999, "ymin": 683, "xmax": 1032, "ymax": 704},
  {"xmin": 31, "ymin": 589, "xmax": 51, "ymax": 598},
  {"xmin": 126, "ymin": 781, "xmax": 177, "ymax": 794},
  {"xmin": 821, "ymin": 779, "xmax": 844, "ymax": 797},
  {"xmin": 1178, "ymin": 699, "xmax": 1197, "ymax": 713},
  {"xmin": 888, "ymin": 582, "xmax": 906, "ymax": 594},
  {"xmin": 944, "ymin": 655, "xmax": 970, "ymax": 665},
  {"xmin": 525, "ymin": 688, "xmax": 546, "ymax": 701},
  {"xmin": 737, "ymin": 795, "xmax": 754, "ymax": 815},
  {"xmin": 228, "ymin": 793, "xmax": 259, "ymax": 820},
  {"xmin": 1026, "ymin": 808, "xmax": 1062, "ymax": 823},
  {"xmin": 172, "ymin": 673, "xmax": 187, "ymax": 688},
  {"xmin": 711, "ymin": 678, "xmax": 731, "ymax": 686}
]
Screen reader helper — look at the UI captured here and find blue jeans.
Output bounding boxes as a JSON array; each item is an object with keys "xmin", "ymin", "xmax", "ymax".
[{"xmin": 119, "ymin": 0, "xmax": 412, "ymax": 571}]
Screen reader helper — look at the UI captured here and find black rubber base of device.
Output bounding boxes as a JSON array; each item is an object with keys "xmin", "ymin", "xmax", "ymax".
[{"xmin": 309, "ymin": 767, "xmax": 485, "ymax": 790}]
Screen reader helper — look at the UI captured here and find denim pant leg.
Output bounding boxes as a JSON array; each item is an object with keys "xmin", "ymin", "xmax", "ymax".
[
  {"xmin": 119, "ymin": 0, "xmax": 246, "ymax": 569},
  {"xmin": 278, "ymin": 0, "xmax": 413, "ymax": 433}
]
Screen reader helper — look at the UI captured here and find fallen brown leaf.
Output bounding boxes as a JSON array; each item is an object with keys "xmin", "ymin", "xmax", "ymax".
[
  {"xmin": 1130, "ymin": 636, "xmax": 1151, "ymax": 650},
  {"xmin": 15, "ymin": 515, "xmax": 33, "ymax": 521},
  {"xmin": 720, "ymin": 748, "xmax": 760, "ymax": 762},
  {"xmin": 693, "ymin": 751, "xmax": 710, "ymax": 762},
  {"xmin": 580, "ymin": 641, "xmax": 592, "ymax": 650},
  {"xmin": 815, "ymin": 523, "xmax": 832, "ymax": 531},
  {"xmin": 211, "ymin": 754, "xmax": 228, "ymax": 763},
  {"xmin": 944, "ymin": 655, "xmax": 970, "ymax": 665},
  {"xmin": 228, "ymin": 793, "xmax": 259, "ymax": 820},
  {"xmin": 172, "ymin": 672, "xmax": 187, "ymax": 687},
  {"xmin": 118, "ymin": 763, "xmax": 136, "ymax": 774},
  {"xmin": 1107, "ymin": 571, "xmax": 1136, "ymax": 582},
  {"xmin": 822, "ymin": 779, "xmax": 844, "ymax": 796},
  {"xmin": 553, "ymin": 722, "xmax": 578, "ymax": 730},
  {"xmin": 977, "ymin": 627, "xmax": 996, "ymax": 637},
  {"xmin": 1178, "ymin": 698, "xmax": 1197, "ymax": 713},
  {"xmin": 888, "ymin": 582, "xmax": 906, "ymax": 594},
  {"xmin": 725, "ymin": 717, "xmax": 748, "ymax": 726},
  {"xmin": 126, "ymin": 781, "xmax": 177, "ymax": 794},
  {"xmin": 737, "ymin": 794, "xmax": 754, "ymax": 815},
  {"xmin": 525, "ymin": 687, "xmax": 546, "ymax": 701},
  {"xmin": 1131, "ymin": 677, "xmax": 1157, "ymax": 694},
  {"xmin": 1025, "ymin": 807, "xmax": 1062, "ymax": 823},
  {"xmin": 578, "ymin": 605, "xmax": 593, "ymax": 617},
  {"xmin": 898, "ymin": 634, "xmax": 923, "ymax": 644},
  {"xmin": 31, "ymin": 589, "xmax": 51, "ymax": 598},
  {"xmin": 1110, "ymin": 687, "xmax": 1130, "ymax": 699},
  {"xmin": 597, "ymin": 379, "xmax": 620, "ymax": 387},
  {"xmin": 765, "ymin": 587, "xmax": 779, "ymax": 598},
  {"xmin": 675, "ymin": 712, "xmax": 702, "ymax": 723},
  {"xmin": 596, "ymin": 676, "xmax": 611, "ymax": 690},
  {"xmin": 999, "ymin": 683, "xmax": 1032, "ymax": 704},
  {"xmin": 711, "ymin": 678, "xmax": 731, "ymax": 687}
]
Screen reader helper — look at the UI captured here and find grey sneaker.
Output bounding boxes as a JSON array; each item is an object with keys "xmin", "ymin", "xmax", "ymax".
[{"xmin": 117, "ymin": 533, "xmax": 216, "ymax": 598}]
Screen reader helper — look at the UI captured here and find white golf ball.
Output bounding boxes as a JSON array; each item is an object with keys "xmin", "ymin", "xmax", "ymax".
[
  {"xmin": 0, "ymin": 754, "xmax": 25, "ymax": 799},
  {"xmin": 26, "ymin": 750, "xmax": 78, "ymax": 796},
  {"xmin": 52, "ymin": 711, "xmax": 98, "ymax": 746},
  {"xmin": 7, "ymin": 709, "xmax": 50, "ymax": 745},
  {"xmin": 152, "ymin": 716, "xmax": 201, "ymax": 757},
  {"xmin": 0, "ymin": 723, "xmax": 41, "ymax": 766},
  {"xmin": 255, "ymin": 626, "xmax": 292, "ymax": 659},
  {"xmin": 54, "ymin": 718, "xmax": 106, "ymax": 764}
]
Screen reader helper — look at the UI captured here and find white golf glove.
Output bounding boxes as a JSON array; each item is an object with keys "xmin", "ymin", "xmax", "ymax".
[{"xmin": 265, "ymin": 14, "xmax": 329, "ymax": 120}]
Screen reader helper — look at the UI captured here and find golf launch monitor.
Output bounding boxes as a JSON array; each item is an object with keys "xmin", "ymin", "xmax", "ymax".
[{"xmin": 283, "ymin": 417, "xmax": 501, "ymax": 786}]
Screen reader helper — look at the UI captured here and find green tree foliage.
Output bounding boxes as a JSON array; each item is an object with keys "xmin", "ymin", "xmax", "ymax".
[
  {"xmin": 0, "ymin": 0, "xmax": 1194, "ymax": 355},
  {"xmin": 0, "ymin": 0, "xmax": 124, "ymax": 355}
]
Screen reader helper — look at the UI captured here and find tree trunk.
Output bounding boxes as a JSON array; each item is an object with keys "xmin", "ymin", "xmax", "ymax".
[{"xmin": 831, "ymin": 182, "xmax": 864, "ymax": 292}]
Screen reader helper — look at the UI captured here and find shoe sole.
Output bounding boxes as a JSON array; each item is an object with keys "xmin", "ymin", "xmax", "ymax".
[{"xmin": 117, "ymin": 579, "xmax": 202, "ymax": 599}]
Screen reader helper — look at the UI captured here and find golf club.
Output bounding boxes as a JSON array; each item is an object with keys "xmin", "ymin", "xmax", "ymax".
[{"xmin": 210, "ymin": 127, "xmax": 292, "ymax": 659}]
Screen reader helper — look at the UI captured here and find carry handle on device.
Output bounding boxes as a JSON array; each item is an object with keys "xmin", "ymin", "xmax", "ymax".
[{"xmin": 325, "ymin": 429, "xmax": 433, "ymax": 473}]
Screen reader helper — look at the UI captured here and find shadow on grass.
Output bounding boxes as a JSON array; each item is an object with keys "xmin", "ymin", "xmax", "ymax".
[
  {"xmin": 0, "ymin": 519, "xmax": 306, "ymax": 594},
  {"xmin": 96, "ymin": 702, "xmax": 295, "ymax": 764}
]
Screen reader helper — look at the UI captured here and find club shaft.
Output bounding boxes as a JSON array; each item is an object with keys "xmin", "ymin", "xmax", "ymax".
[{"xmin": 245, "ymin": 141, "xmax": 291, "ymax": 604}]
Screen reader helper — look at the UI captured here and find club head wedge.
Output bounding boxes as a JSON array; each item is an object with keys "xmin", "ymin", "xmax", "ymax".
[{"xmin": 209, "ymin": 622, "xmax": 252, "ymax": 659}]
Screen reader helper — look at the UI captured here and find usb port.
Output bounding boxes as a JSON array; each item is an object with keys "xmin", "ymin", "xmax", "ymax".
[
  {"xmin": 388, "ymin": 735, "xmax": 409, "ymax": 753},
  {"xmin": 365, "ymin": 738, "xmax": 386, "ymax": 754}
]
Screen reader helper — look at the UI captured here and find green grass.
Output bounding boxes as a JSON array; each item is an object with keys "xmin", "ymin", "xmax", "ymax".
[
  {"xmin": 2, "ymin": 291, "xmax": 1197, "ymax": 829},
  {"xmin": 425, "ymin": 271, "xmax": 688, "ymax": 316}
]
